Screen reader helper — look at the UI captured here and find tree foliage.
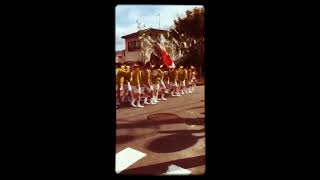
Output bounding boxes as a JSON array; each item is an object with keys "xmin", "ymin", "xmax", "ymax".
[
  {"xmin": 172, "ymin": 7, "xmax": 204, "ymax": 40},
  {"xmin": 170, "ymin": 7, "xmax": 205, "ymax": 76}
]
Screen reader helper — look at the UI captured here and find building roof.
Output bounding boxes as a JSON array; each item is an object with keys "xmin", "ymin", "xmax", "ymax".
[
  {"xmin": 116, "ymin": 50, "xmax": 125, "ymax": 54},
  {"xmin": 121, "ymin": 28, "xmax": 169, "ymax": 39}
]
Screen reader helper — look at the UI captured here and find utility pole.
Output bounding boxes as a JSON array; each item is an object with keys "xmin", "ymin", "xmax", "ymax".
[
  {"xmin": 159, "ymin": 13, "xmax": 160, "ymax": 29},
  {"xmin": 156, "ymin": 13, "xmax": 160, "ymax": 29}
]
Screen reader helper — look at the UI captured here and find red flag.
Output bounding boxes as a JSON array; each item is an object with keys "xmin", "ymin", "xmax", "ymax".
[{"xmin": 159, "ymin": 49, "xmax": 175, "ymax": 68}]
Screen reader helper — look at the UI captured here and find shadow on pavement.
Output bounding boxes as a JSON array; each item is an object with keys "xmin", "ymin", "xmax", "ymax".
[
  {"xmin": 121, "ymin": 155, "xmax": 205, "ymax": 175},
  {"xmin": 116, "ymin": 135, "xmax": 135, "ymax": 144},
  {"xmin": 159, "ymin": 128, "xmax": 205, "ymax": 134},
  {"xmin": 117, "ymin": 113, "xmax": 204, "ymax": 129},
  {"xmin": 146, "ymin": 133, "xmax": 203, "ymax": 153},
  {"xmin": 116, "ymin": 114, "xmax": 205, "ymax": 160},
  {"xmin": 185, "ymin": 117, "xmax": 204, "ymax": 125}
]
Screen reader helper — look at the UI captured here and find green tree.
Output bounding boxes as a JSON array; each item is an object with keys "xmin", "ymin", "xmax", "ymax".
[
  {"xmin": 170, "ymin": 7, "xmax": 204, "ymax": 78},
  {"xmin": 172, "ymin": 7, "xmax": 204, "ymax": 40}
]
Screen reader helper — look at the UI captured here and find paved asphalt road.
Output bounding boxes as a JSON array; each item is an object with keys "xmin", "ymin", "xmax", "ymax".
[{"xmin": 116, "ymin": 85, "xmax": 205, "ymax": 175}]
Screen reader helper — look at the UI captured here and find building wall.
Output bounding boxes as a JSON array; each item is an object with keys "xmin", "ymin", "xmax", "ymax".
[
  {"xmin": 115, "ymin": 56, "xmax": 125, "ymax": 63},
  {"xmin": 124, "ymin": 37, "xmax": 143, "ymax": 63},
  {"xmin": 115, "ymin": 50, "xmax": 125, "ymax": 63},
  {"xmin": 122, "ymin": 30, "xmax": 178, "ymax": 64}
]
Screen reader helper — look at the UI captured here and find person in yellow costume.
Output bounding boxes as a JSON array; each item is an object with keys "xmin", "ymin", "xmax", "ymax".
[
  {"xmin": 183, "ymin": 65, "xmax": 189, "ymax": 94},
  {"xmin": 190, "ymin": 66, "xmax": 197, "ymax": 92},
  {"xmin": 158, "ymin": 65, "xmax": 167, "ymax": 101},
  {"xmin": 186, "ymin": 65, "xmax": 193, "ymax": 93},
  {"xmin": 162, "ymin": 66, "xmax": 170, "ymax": 94},
  {"xmin": 123, "ymin": 64, "xmax": 132, "ymax": 103},
  {"xmin": 130, "ymin": 63, "xmax": 144, "ymax": 108},
  {"xmin": 177, "ymin": 64, "xmax": 187, "ymax": 95},
  {"xmin": 168, "ymin": 66, "xmax": 180, "ymax": 96},
  {"xmin": 141, "ymin": 62, "xmax": 155, "ymax": 105},
  {"xmin": 116, "ymin": 63, "xmax": 127, "ymax": 106},
  {"xmin": 150, "ymin": 63, "xmax": 162, "ymax": 104}
]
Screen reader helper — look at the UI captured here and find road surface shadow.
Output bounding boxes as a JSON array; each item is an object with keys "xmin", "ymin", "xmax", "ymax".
[
  {"xmin": 185, "ymin": 117, "xmax": 205, "ymax": 125},
  {"xmin": 159, "ymin": 128, "xmax": 205, "ymax": 134},
  {"xmin": 121, "ymin": 155, "xmax": 205, "ymax": 175},
  {"xmin": 146, "ymin": 133, "xmax": 203, "ymax": 153},
  {"xmin": 116, "ymin": 114, "xmax": 205, "ymax": 153},
  {"xmin": 116, "ymin": 135, "xmax": 135, "ymax": 144},
  {"xmin": 117, "ymin": 113, "xmax": 204, "ymax": 129},
  {"xmin": 117, "ymin": 113, "xmax": 182, "ymax": 129}
]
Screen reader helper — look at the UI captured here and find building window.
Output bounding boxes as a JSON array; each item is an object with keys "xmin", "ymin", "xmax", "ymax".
[{"xmin": 128, "ymin": 40, "xmax": 141, "ymax": 51}]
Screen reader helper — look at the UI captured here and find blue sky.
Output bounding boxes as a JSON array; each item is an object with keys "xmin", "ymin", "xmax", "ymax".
[{"xmin": 116, "ymin": 5, "xmax": 203, "ymax": 51}]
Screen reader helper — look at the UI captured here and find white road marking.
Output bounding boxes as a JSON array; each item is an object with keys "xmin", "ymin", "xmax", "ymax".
[
  {"xmin": 115, "ymin": 147, "xmax": 147, "ymax": 174},
  {"xmin": 163, "ymin": 164, "xmax": 192, "ymax": 175}
]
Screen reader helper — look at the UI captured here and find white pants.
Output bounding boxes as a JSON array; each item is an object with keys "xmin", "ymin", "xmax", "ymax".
[
  {"xmin": 141, "ymin": 84, "xmax": 154, "ymax": 93},
  {"xmin": 164, "ymin": 80, "xmax": 170, "ymax": 89},
  {"xmin": 192, "ymin": 78, "xmax": 196, "ymax": 84},
  {"xmin": 170, "ymin": 81, "xmax": 178, "ymax": 88},
  {"xmin": 160, "ymin": 80, "xmax": 166, "ymax": 90},
  {"xmin": 124, "ymin": 83, "xmax": 132, "ymax": 91},
  {"xmin": 152, "ymin": 84, "xmax": 160, "ymax": 91},
  {"xmin": 186, "ymin": 80, "xmax": 191, "ymax": 86},
  {"xmin": 132, "ymin": 86, "xmax": 141, "ymax": 94},
  {"xmin": 178, "ymin": 80, "xmax": 185, "ymax": 87}
]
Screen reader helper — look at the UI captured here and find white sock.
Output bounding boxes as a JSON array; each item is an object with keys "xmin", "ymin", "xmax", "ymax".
[
  {"xmin": 153, "ymin": 96, "xmax": 158, "ymax": 102},
  {"xmin": 150, "ymin": 97, "xmax": 155, "ymax": 104},
  {"xmin": 131, "ymin": 98, "xmax": 136, "ymax": 105}
]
